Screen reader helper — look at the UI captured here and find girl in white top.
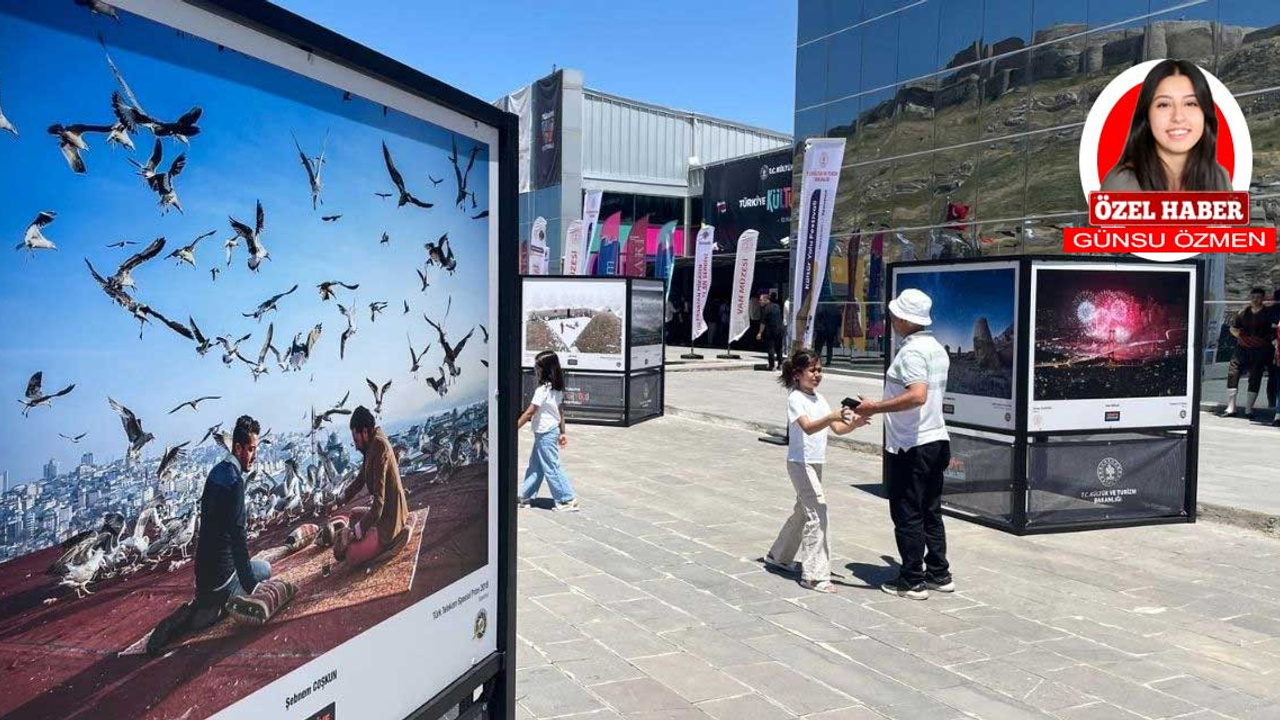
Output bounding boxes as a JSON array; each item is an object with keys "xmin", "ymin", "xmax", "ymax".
[
  {"xmin": 517, "ymin": 351, "xmax": 579, "ymax": 511},
  {"xmin": 766, "ymin": 348, "xmax": 867, "ymax": 592}
]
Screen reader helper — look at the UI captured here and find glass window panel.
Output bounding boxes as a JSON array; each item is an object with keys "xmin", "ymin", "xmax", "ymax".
[
  {"xmin": 896, "ymin": 1, "xmax": 940, "ymax": 82},
  {"xmin": 889, "ymin": 229, "xmax": 931, "ymax": 262},
  {"xmin": 795, "ymin": 106, "xmax": 827, "ymax": 144},
  {"xmin": 934, "ymin": 69, "xmax": 983, "ymax": 147},
  {"xmin": 798, "ymin": 0, "xmax": 830, "ymax": 44},
  {"xmin": 862, "ymin": 0, "xmax": 901, "ymax": 21},
  {"xmin": 857, "ymin": 86, "xmax": 898, "ymax": 161},
  {"xmin": 1032, "ymin": 0, "xmax": 1087, "ymax": 43},
  {"xmin": 1242, "ymin": 90, "xmax": 1280, "ymax": 193},
  {"xmin": 932, "ymin": 146, "xmax": 980, "ymax": 230},
  {"xmin": 1217, "ymin": 0, "xmax": 1280, "ymax": 94},
  {"xmin": 834, "ymin": 162, "xmax": 864, "ymax": 232},
  {"xmin": 980, "ymin": 52, "xmax": 1032, "ymax": 139},
  {"xmin": 859, "ymin": 161, "xmax": 896, "ymax": 229},
  {"xmin": 1027, "ymin": 37, "xmax": 1089, "ymax": 131},
  {"xmin": 938, "ymin": 0, "xmax": 985, "ymax": 71},
  {"xmin": 1088, "ymin": 0, "xmax": 1145, "ymax": 29},
  {"xmin": 1023, "ymin": 215, "xmax": 1081, "ymax": 254},
  {"xmin": 827, "ymin": 25, "xmax": 864, "ymax": 100},
  {"xmin": 824, "ymin": 96, "xmax": 859, "ymax": 152},
  {"xmin": 975, "ymin": 221, "xmax": 1025, "ymax": 256},
  {"xmin": 830, "ymin": 0, "xmax": 864, "ymax": 29},
  {"xmin": 861, "ymin": 14, "xmax": 900, "ymax": 91},
  {"xmin": 892, "ymin": 151, "xmax": 936, "ymax": 228},
  {"xmin": 796, "ymin": 40, "xmax": 829, "ymax": 109},
  {"xmin": 986, "ymin": 0, "xmax": 1034, "ymax": 54},
  {"xmin": 1025, "ymin": 126, "xmax": 1087, "ymax": 215},
  {"xmin": 976, "ymin": 135, "xmax": 1028, "ymax": 221},
  {"xmin": 888, "ymin": 77, "xmax": 938, "ymax": 157}
]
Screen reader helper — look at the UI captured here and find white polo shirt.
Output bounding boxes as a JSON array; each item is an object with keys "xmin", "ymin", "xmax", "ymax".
[{"xmin": 883, "ymin": 330, "xmax": 950, "ymax": 453}]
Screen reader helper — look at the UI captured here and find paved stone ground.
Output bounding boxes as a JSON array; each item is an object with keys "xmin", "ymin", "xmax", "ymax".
[
  {"xmin": 662, "ymin": 367, "xmax": 1280, "ymax": 518},
  {"xmin": 515, "ymin": 415, "xmax": 1280, "ymax": 720}
]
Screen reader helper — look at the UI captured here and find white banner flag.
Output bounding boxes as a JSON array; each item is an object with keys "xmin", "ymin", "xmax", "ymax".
[
  {"xmin": 561, "ymin": 219, "xmax": 585, "ymax": 276},
  {"xmin": 789, "ymin": 138, "xmax": 846, "ymax": 349},
  {"xmin": 691, "ymin": 225, "xmax": 715, "ymax": 341},
  {"xmin": 728, "ymin": 229, "xmax": 759, "ymax": 343},
  {"xmin": 528, "ymin": 217, "xmax": 548, "ymax": 275},
  {"xmin": 577, "ymin": 190, "xmax": 603, "ymax": 276}
]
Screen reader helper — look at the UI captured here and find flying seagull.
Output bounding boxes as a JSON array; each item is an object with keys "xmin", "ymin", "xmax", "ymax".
[
  {"xmin": 428, "ymin": 174, "xmax": 443, "ymax": 186},
  {"xmin": 0, "ymin": 82, "xmax": 17, "ymax": 137},
  {"xmin": 338, "ymin": 303, "xmax": 357, "ymax": 360},
  {"xmin": 229, "ymin": 200, "xmax": 269, "ymax": 271},
  {"xmin": 424, "ymin": 233, "xmax": 457, "ymax": 274},
  {"xmin": 425, "ymin": 313, "xmax": 475, "ymax": 380},
  {"xmin": 168, "ymin": 395, "xmax": 220, "ymax": 414},
  {"xmin": 448, "ymin": 134, "xmax": 482, "ymax": 208},
  {"xmin": 381, "ymin": 231, "xmax": 390, "ymax": 246},
  {"xmin": 107, "ymin": 240, "xmax": 138, "ymax": 249},
  {"xmin": 366, "ymin": 378, "xmax": 392, "ymax": 416},
  {"xmin": 286, "ymin": 323, "xmax": 323, "ymax": 371},
  {"xmin": 157, "ymin": 442, "xmax": 190, "ymax": 480},
  {"xmin": 369, "ymin": 301, "xmax": 388, "ymax": 323},
  {"xmin": 471, "ymin": 210, "xmax": 489, "ymax": 220},
  {"xmin": 408, "ymin": 335, "xmax": 430, "ymax": 374},
  {"xmin": 321, "ymin": 214, "xmax": 342, "ymax": 222},
  {"xmin": 60, "ymin": 432, "xmax": 89, "ymax": 443},
  {"xmin": 310, "ymin": 405, "xmax": 352, "ymax": 433},
  {"xmin": 424, "ymin": 366, "xmax": 448, "ymax": 397},
  {"xmin": 76, "ymin": 1, "xmax": 121, "ymax": 22},
  {"xmin": 189, "ymin": 316, "xmax": 213, "ymax": 355},
  {"xmin": 238, "ymin": 322, "xmax": 278, "ymax": 382},
  {"xmin": 109, "ymin": 236, "xmax": 165, "ymax": 290},
  {"xmin": 197, "ymin": 422, "xmax": 223, "ymax": 447},
  {"xmin": 108, "ymin": 397, "xmax": 154, "ymax": 461},
  {"xmin": 217, "ymin": 332, "xmax": 252, "ymax": 366},
  {"xmin": 142, "ymin": 305, "xmax": 193, "ymax": 341},
  {"xmin": 293, "ymin": 130, "xmax": 327, "ymax": 210},
  {"xmin": 210, "ymin": 267, "xmax": 219, "ymax": 282},
  {"xmin": 167, "ymin": 229, "xmax": 215, "ymax": 267},
  {"xmin": 106, "ymin": 47, "xmax": 202, "ymax": 145},
  {"xmin": 129, "ymin": 139, "xmax": 186, "ymax": 214},
  {"xmin": 16, "ymin": 211, "xmax": 57, "ymax": 254},
  {"xmin": 48, "ymin": 123, "xmax": 112, "ymax": 174},
  {"xmin": 403, "ymin": 300, "xmax": 410, "ymax": 315},
  {"xmin": 381, "ymin": 141, "xmax": 432, "ymax": 209},
  {"xmin": 20, "ymin": 372, "xmax": 75, "ymax": 417},
  {"xmin": 243, "ymin": 284, "xmax": 298, "ymax": 321},
  {"xmin": 317, "ymin": 280, "xmax": 358, "ymax": 301},
  {"xmin": 416, "ymin": 267, "xmax": 430, "ymax": 292},
  {"xmin": 374, "ymin": 192, "xmax": 392, "ymax": 200},
  {"xmin": 85, "ymin": 258, "xmax": 151, "ymax": 335}
]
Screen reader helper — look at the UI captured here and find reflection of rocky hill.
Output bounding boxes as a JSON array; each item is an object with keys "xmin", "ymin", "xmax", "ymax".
[
  {"xmin": 525, "ymin": 318, "xmax": 567, "ymax": 353},
  {"xmin": 575, "ymin": 311, "xmax": 623, "ymax": 354}
]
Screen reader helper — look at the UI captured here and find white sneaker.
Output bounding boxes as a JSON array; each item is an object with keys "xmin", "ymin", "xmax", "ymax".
[{"xmin": 553, "ymin": 499, "xmax": 580, "ymax": 512}]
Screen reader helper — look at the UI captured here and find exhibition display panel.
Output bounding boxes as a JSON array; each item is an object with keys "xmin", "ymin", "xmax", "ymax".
[
  {"xmin": 0, "ymin": 2, "xmax": 518, "ymax": 719},
  {"xmin": 521, "ymin": 277, "xmax": 665, "ymax": 426},
  {"xmin": 887, "ymin": 256, "xmax": 1201, "ymax": 534}
]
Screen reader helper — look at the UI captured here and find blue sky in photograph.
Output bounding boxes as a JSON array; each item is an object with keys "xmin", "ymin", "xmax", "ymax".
[
  {"xmin": 0, "ymin": 6, "xmax": 491, "ymax": 483},
  {"xmin": 275, "ymin": 0, "xmax": 799, "ymax": 134},
  {"xmin": 895, "ymin": 268, "xmax": 1017, "ymax": 351}
]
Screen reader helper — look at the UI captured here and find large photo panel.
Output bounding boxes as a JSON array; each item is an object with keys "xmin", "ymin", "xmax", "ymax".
[
  {"xmin": 0, "ymin": 2, "xmax": 499, "ymax": 719},
  {"xmin": 630, "ymin": 279, "xmax": 665, "ymax": 370},
  {"xmin": 1029, "ymin": 262, "xmax": 1196, "ymax": 432},
  {"xmin": 892, "ymin": 262, "xmax": 1019, "ymax": 431},
  {"xmin": 523, "ymin": 278, "xmax": 627, "ymax": 371}
]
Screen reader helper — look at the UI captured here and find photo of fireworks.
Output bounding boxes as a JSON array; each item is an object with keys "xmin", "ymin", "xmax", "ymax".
[{"xmin": 1033, "ymin": 268, "xmax": 1191, "ymax": 402}]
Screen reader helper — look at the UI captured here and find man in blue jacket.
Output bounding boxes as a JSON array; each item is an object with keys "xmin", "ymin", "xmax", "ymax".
[{"xmin": 147, "ymin": 415, "xmax": 271, "ymax": 655}]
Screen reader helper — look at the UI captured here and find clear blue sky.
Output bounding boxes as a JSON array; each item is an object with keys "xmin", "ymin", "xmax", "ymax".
[
  {"xmin": 276, "ymin": 0, "xmax": 799, "ymax": 135},
  {"xmin": 1, "ymin": 6, "xmax": 490, "ymax": 482},
  {"xmin": 895, "ymin": 267, "xmax": 1017, "ymax": 351}
]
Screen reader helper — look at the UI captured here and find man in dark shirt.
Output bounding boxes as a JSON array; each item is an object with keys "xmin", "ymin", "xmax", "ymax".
[
  {"xmin": 756, "ymin": 291, "xmax": 786, "ymax": 371},
  {"xmin": 147, "ymin": 415, "xmax": 271, "ymax": 655},
  {"xmin": 1223, "ymin": 288, "xmax": 1272, "ymax": 419}
]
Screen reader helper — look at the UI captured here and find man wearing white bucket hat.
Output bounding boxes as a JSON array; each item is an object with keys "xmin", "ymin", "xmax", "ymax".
[{"xmin": 854, "ymin": 288, "xmax": 952, "ymax": 601}]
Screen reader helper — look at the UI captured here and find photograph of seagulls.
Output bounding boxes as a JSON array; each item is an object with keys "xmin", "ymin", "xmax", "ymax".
[
  {"xmin": 0, "ymin": 7, "xmax": 494, "ymax": 717},
  {"xmin": 0, "ymin": 81, "xmax": 16, "ymax": 137}
]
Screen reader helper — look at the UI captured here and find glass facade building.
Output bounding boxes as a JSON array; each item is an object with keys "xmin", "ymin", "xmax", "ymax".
[{"xmin": 795, "ymin": 0, "xmax": 1280, "ymax": 404}]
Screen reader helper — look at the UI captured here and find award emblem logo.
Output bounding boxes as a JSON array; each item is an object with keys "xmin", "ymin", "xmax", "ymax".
[{"xmin": 474, "ymin": 609, "xmax": 488, "ymax": 640}]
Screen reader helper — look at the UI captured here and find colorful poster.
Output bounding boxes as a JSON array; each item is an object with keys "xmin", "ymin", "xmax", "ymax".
[
  {"xmin": 1028, "ymin": 262, "xmax": 1196, "ymax": 432},
  {"xmin": 691, "ymin": 226, "xmax": 715, "ymax": 341},
  {"xmin": 655, "ymin": 220, "xmax": 677, "ymax": 301},
  {"xmin": 595, "ymin": 211, "xmax": 622, "ymax": 277},
  {"xmin": 789, "ymin": 138, "xmax": 846, "ymax": 349},
  {"xmin": 523, "ymin": 279, "xmax": 627, "ymax": 371},
  {"xmin": 625, "ymin": 215, "xmax": 650, "ymax": 277},
  {"xmin": 528, "ymin": 216, "xmax": 549, "ymax": 275},
  {"xmin": 0, "ymin": 4, "xmax": 498, "ymax": 719},
  {"xmin": 561, "ymin": 220, "xmax": 587, "ymax": 277},
  {"xmin": 579, "ymin": 190, "xmax": 603, "ymax": 276},
  {"xmin": 728, "ymin": 230, "xmax": 760, "ymax": 343}
]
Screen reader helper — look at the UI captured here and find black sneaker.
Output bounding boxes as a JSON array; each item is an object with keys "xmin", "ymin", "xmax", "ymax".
[
  {"xmin": 881, "ymin": 578, "xmax": 928, "ymax": 600},
  {"xmin": 925, "ymin": 575, "xmax": 956, "ymax": 593}
]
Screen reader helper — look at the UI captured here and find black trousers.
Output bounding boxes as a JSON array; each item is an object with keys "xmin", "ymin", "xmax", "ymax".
[
  {"xmin": 887, "ymin": 440, "xmax": 951, "ymax": 586},
  {"xmin": 764, "ymin": 332, "xmax": 785, "ymax": 370},
  {"xmin": 1228, "ymin": 347, "xmax": 1270, "ymax": 393}
]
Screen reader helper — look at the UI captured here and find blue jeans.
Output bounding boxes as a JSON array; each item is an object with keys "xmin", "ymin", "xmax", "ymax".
[
  {"xmin": 190, "ymin": 559, "xmax": 272, "ymax": 631},
  {"xmin": 521, "ymin": 431, "xmax": 575, "ymax": 503}
]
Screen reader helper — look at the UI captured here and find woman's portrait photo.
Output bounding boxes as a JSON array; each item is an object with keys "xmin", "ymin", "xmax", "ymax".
[{"xmin": 1101, "ymin": 59, "xmax": 1232, "ymax": 192}]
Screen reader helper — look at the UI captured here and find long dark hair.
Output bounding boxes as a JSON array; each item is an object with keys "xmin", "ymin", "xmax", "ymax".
[
  {"xmin": 1117, "ymin": 59, "xmax": 1220, "ymax": 191},
  {"xmin": 779, "ymin": 348, "xmax": 820, "ymax": 390},
  {"xmin": 534, "ymin": 350, "xmax": 566, "ymax": 391}
]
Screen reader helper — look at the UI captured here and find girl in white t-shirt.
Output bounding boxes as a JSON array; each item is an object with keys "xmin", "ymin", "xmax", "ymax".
[
  {"xmin": 517, "ymin": 351, "xmax": 579, "ymax": 511},
  {"xmin": 766, "ymin": 348, "xmax": 866, "ymax": 592}
]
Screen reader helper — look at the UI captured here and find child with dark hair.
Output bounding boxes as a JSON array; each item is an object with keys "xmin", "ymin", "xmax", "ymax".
[
  {"xmin": 765, "ymin": 349, "xmax": 866, "ymax": 593},
  {"xmin": 517, "ymin": 351, "xmax": 578, "ymax": 511}
]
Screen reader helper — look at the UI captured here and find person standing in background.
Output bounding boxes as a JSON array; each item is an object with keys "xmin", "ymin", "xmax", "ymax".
[
  {"xmin": 1222, "ymin": 287, "xmax": 1273, "ymax": 419},
  {"xmin": 757, "ymin": 292, "xmax": 785, "ymax": 371}
]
